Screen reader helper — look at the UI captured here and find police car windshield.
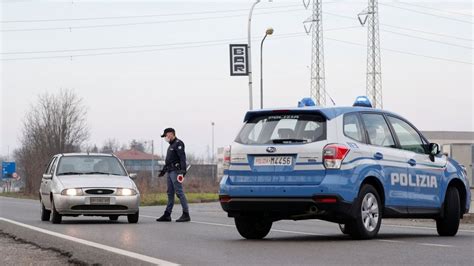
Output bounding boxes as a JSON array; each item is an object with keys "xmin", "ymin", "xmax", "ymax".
[
  {"xmin": 235, "ymin": 113, "xmax": 326, "ymax": 145},
  {"xmin": 56, "ymin": 156, "xmax": 127, "ymax": 176}
]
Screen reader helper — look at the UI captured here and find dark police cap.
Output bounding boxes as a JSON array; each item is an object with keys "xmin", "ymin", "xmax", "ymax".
[{"xmin": 161, "ymin": 128, "xmax": 175, "ymax": 138}]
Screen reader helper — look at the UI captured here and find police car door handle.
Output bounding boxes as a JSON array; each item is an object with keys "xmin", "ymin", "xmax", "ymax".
[
  {"xmin": 408, "ymin": 159, "xmax": 417, "ymax": 166},
  {"xmin": 374, "ymin": 152, "xmax": 383, "ymax": 160}
]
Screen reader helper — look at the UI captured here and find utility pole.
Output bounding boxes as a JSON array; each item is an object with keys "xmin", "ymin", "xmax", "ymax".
[
  {"xmin": 211, "ymin": 122, "xmax": 215, "ymax": 180},
  {"xmin": 359, "ymin": 0, "xmax": 382, "ymax": 108},
  {"xmin": 151, "ymin": 140, "xmax": 155, "ymax": 179},
  {"xmin": 303, "ymin": 0, "xmax": 326, "ymax": 106}
]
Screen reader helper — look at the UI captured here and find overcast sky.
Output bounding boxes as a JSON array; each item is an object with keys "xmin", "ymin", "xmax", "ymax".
[{"xmin": 1, "ymin": 0, "xmax": 472, "ymax": 159}]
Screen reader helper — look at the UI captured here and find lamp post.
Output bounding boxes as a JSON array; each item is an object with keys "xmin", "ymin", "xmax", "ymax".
[
  {"xmin": 248, "ymin": 0, "xmax": 273, "ymax": 110},
  {"xmin": 260, "ymin": 27, "xmax": 273, "ymax": 109}
]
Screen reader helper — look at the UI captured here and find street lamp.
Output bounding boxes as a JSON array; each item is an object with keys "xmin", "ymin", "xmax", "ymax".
[
  {"xmin": 260, "ymin": 27, "xmax": 273, "ymax": 109},
  {"xmin": 248, "ymin": 0, "xmax": 273, "ymax": 111},
  {"xmin": 211, "ymin": 122, "xmax": 215, "ymax": 180}
]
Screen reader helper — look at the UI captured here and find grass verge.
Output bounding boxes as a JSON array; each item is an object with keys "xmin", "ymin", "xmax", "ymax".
[{"xmin": 0, "ymin": 192, "xmax": 38, "ymax": 200}]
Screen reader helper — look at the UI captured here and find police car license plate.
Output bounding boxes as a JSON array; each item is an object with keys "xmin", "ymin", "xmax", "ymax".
[
  {"xmin": 254, "ymin": 156, "xmax": 292, "ymax": 166},
  {"xmin": 90, "ymin": 197, "xmax": 110, "ymax": 205}
]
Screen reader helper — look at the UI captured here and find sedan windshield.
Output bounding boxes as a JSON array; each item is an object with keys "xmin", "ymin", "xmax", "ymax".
[
  {"xmin": 56, "ymin": 156, "xmax": 127, "ymax": 176},
  {"xmin": 235, "ymin": 113, "xmax": 326, "ymax": 145}
]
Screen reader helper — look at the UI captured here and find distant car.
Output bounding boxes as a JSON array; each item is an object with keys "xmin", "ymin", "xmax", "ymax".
[
  {"xmin": 219, "ymin": 97, "xmax": 471, "ymax": 240},
  {"xmin": 39, "ymin": 153, "xmax": 140, "ymax": 224}
]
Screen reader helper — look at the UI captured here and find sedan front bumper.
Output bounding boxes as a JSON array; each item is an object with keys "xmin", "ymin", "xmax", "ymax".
[{"xmin": 53, "ymin": 194, "xmax": 140, "ymax": 215}]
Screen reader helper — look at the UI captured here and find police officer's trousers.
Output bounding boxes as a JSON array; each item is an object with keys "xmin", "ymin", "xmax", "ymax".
[{"xmin": 165, "ymin": 171, "xmax": 189, "ymax": 214}]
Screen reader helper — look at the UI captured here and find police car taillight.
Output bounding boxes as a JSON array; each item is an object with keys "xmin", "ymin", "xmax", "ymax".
[
  {"xmin": 323, "ymin": 144, "xmax": 349, "ymax": 169},
  {"xmin": 223, "ymin": 146, "xmax": 231, "ymax": 170}
]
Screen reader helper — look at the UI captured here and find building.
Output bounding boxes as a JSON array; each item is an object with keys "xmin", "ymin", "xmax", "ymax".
[{"xmin": 114, "ymin": 149, "xmax": 164, "ymax": 174}]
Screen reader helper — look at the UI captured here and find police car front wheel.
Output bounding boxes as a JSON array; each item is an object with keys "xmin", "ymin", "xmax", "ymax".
[
  {"xmin": 235, "ymin": 216, "xmax": 272, "ymax": 240},
  {"xmin": 348, "ymin": 184, "xmax": 382, "ymax": 240},
  {"xmin": 436, "ymin": 186, "xmax": 460, "ymax": 237}
]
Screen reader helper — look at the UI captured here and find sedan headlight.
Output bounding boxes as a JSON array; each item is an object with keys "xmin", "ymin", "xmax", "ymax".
[
  {"xmin": 116, "ymin": 188, "xmax": 137, "ymax": 196},
  {"xmin": 61, "ymin": 188, "xmax": 83, "ymax": 196}
]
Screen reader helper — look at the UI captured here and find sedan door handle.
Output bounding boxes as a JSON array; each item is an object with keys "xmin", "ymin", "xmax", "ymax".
[
  {"xmin": 374, "ymin": 152, "xmax": 383, "ymax": 160},
  {"xmin": 408, "ymin": 159, "xmax": 417, "ymax": 166}
]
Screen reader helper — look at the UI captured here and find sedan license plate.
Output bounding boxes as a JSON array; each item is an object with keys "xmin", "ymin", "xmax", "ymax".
[
  {"xmin": 254, "ymin": 156, "xmax": 292, "ymax": 166},
  {"xmin": 90, "ymin": 197, "xmax": 110, "ymax": 205}
]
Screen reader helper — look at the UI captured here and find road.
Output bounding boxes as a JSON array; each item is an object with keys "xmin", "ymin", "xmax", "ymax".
[{"xmin": 1, "ymin": 196, "xmax": 473, "ymax": 266}]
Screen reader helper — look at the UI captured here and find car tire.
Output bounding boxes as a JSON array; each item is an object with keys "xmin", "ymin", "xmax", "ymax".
[
  {"xmin": 234, "ymin": 216, "xmax": 272, "ymax": 240},
  {"xmin": 127, "ymin": 211, "xmax": 139, "ymax": 224},
  {"xmin": 40, "ymin": 202, "xmax": 51, "ymax": 221},
  {"xmin": 51, "ymin": 199, "xmax": 62, "ymax": 224},
  {"xmin": 436, "ymin": 186, "xmax": 460, "ymax": 237},
  {"xmin": 338, "ymin": 223, "xmax": 351, "ymax": 235},
  {"xmin": 109, "ymin": 215, "xmax": 119, "ymax": 221},
  {"xmin": 348, "ymin": 184, "xmax": 382, "ymax": 240}
]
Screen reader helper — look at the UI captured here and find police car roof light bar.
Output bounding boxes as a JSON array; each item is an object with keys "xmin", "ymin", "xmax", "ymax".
[
  {"xmin": 298, "ymin": 97, "xmax": 317, "ymax": 108},
  {"xmin": 353, "ymin": 96, "xmax": 373, "ymax": 108}
]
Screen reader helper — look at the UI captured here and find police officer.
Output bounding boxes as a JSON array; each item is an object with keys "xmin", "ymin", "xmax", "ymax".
[{"xmin": 156, "ymin": 128, "xmax": 191, "ymax": 222}]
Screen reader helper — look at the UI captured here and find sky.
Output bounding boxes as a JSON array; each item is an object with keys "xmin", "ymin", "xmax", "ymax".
[{"xmin": 1, "ymin": 0, "xmax": 473, "ymax": 159}]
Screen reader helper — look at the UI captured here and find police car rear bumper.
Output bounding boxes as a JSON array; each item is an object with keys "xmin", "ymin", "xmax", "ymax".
[{"xmin": 219, "ymin": 195, "xmax": 355, "ymax": 222}]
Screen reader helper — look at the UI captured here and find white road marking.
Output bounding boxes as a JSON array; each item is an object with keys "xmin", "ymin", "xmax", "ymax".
[
  {"xmin": 419, "ymin": 243, "xmax": 453, "ymax": 248},
  {"xmin": 0, "ymin": 217, "xmax": 179, "ymax": 266},
  {"xmin": 383, "ymin": 224, "xmax": 474, "ymax": 233},
  {"xmin": 141, "ymin": 215, "xmax": 325, "ymax": 236},
  {"xmin": 377, "ymin": 239, "xmax": 405, "ymax": 243}
]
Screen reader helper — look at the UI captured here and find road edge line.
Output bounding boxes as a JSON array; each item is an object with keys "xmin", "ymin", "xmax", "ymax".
[{"xmin": 0, "ymin": 217, "xmax": 179, "ymax": 266}]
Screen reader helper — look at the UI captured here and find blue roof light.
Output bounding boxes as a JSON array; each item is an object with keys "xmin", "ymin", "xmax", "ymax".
[
  {"xmin": 298, "ymin": 98, "xmax": 316, "ymax": 108},
  {"xmin": 353, "ymin": 96, "xmax": 373, "ymax": 108}
]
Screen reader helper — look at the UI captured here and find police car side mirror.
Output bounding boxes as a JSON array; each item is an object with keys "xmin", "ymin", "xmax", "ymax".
[
  {"xmin": 429, "ymin": 143, "xmax": 440, "ymax": 156},
  {"xmin": 129, "ymin": 173, "xmax": 137, "ymax": 179}
]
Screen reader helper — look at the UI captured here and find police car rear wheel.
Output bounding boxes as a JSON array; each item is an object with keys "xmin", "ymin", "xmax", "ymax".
[
  {"xmin": 436, "ymin": 186, "xmax": 460, "ymax": 237},
  {"xmin": 349, "ymin": 184, "xmax": 382, "ymax": 240},
  {"xmin": 235, "ymin": 216, "xmax": 272, "ymax": 240}
]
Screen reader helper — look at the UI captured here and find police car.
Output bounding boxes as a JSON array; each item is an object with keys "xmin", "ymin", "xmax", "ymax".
[{"xmin": 219, "ymin": 97, "xmax": 471, "ymax": 240}]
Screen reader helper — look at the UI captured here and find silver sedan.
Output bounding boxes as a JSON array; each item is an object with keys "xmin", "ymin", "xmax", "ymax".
[{"xmin": 39, "ymin": 153, "xmax": 140, "ymax": 224}]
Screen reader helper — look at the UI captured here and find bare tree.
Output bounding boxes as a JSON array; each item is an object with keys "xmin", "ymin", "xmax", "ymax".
[
  {"xmin": 129, "ymin": 139, "xmax": 145, "ymax": 152},
  {"xmin": 100, "ymin": 138, "xmax": 120, "ymax": 154},
  {"xmin": 15, "ymin": 90, "xmax": 89, "ymax": 194}
]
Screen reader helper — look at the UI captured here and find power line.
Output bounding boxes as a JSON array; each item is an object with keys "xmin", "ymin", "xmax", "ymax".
[
  {"xmin": 379, "ymin": 3, "xmax": 473, "ymax": 24},
  {"xmin": 381, "ymin": 29, "xmax": 473, "ymax": 50},
  {"xmin": 3, "ymin": 32, "xmax": 471, "ymax": 66},
  {"xmin": 1, "ymin": 27, "xmax": 359, "ymax": 55},
  {"xmin": 395, "ymin": 1, "xmax": 473, "ymax": 18},
  {"xmin": 0, "ymin": 3, "xmax": 302, "ymax": 23},
  {"xmin": 381, "ymin": 24, "xmax": 473, "ymax": 42},
  {"xmin": 323, "ymin": 11, "xmax": 473, "ymax": 43},
  {"xmin": 1, "ymin": 8, "xmax": 306, "ymax": 32},
  {"xmin": 326, "ymin": 37, "xmax": 472, "ymax": 65}
]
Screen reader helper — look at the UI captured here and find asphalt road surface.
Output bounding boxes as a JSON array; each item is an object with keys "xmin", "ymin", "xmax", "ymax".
[{"xmin": 1, "ymin": 196, "xmax": 473, "ymax": 266}]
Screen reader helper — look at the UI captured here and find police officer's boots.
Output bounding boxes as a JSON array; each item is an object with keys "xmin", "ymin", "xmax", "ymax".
[
  {"xmin": 176, "ymin": 212, "xmax": 191, "ymax": 222},
  {"xmin": 156, "ymin": 211, "xmax": 172, "ymax": 222}
]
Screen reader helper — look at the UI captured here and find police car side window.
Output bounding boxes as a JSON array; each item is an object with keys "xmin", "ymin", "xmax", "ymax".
[
  {"xmin": 361, "ymin": 113, "xmax": 396, "ymax": 148},
  {"xmin": 387, "ymin": 116, "xmax": 426, "ymax": 154},
  {"xmin": 343, "ymin": 113, "xmax": 364, "ymax": 142}
]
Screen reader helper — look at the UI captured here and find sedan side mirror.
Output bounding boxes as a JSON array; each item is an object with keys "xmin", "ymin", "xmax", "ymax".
[
  {"xmin": 129, "ymin": 173, "xmax": 137, "ymax": 179},
  {"xmin": 42, "ymin": 174, "xmax": 52, "ymax": 179},
  {"xmin": 429, "ymin": 143, "xmax": 440, "ymax": 156}
]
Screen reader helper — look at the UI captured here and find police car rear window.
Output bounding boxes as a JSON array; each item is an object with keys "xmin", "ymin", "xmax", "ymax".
[{"xmin": 235, "ymin": 113, "xmax": 326, "ymax": 145}]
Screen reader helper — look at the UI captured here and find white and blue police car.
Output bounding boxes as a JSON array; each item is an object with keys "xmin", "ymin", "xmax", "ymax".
[{"xmin": 219, "ymin": 97, "xmax": 471, "ymax": 240}]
